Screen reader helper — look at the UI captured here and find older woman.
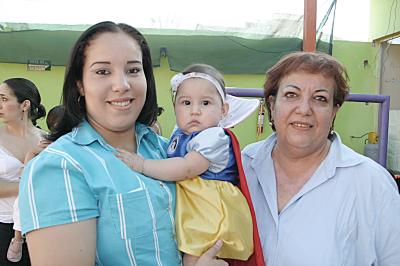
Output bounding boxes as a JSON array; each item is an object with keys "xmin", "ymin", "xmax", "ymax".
[
  {"xmin": 242, "ymin": 52, "xmax": 400, "ymax": 265},
  {"xmin": 0, "ymin": 78, "xmax": 46, "ymax": 265}
]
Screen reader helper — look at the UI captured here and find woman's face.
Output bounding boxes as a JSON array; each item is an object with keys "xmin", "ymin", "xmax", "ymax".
[
  {"xmin": 0, "ymin": 83, "xmax": 25, "ymax": 124},
  {"xmin": 270, "ymin": 71, "xmax": 338, "ymax": 154},
  {"xmin": 78, "ymin": 31, "xmax": 147, "ymax": 137}
]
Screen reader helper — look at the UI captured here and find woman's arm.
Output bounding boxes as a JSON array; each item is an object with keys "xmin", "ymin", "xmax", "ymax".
[
  {"xmin": 26, "ymin": 218, "xmax": 97, "ymax": 266},
  {"xmin": 0, "ymin": 181, "xmax": 19, "ymax": 197},
  {"xmin": 117, "ymin": 149, "xmax": 209, "ymax": 181}
]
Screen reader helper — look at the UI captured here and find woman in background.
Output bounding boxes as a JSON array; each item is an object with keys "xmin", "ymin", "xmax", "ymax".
[{"xmin": 0, "ymin": 77, "xmax": 46, "ymax": 265}]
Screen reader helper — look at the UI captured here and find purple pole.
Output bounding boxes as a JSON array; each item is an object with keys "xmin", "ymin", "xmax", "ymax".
[{"xmin": 227, "ymin": 89, "xmax": 390, "ymax": 167}]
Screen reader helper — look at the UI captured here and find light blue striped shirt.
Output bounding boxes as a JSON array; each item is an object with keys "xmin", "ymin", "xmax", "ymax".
[
  {"xmin": 19, "ymin": 120, "xmax": 182, "ymax": 266},
  {"xmin": 242, "ymin": 133, "xmax": 400, "ymax": 266}
]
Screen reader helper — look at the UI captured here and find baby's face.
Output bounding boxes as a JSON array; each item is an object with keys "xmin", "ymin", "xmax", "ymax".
[{"xmin": 174, "ymin": 78, "xmax": 228, "ymax": 134}]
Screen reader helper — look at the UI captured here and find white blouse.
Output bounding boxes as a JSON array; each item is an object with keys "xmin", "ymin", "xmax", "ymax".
[
  {"xmin": 242, "ymin": 133, "xmax": 400, "ymax": 266},
  {"xmin": 0, "ymin": 145, "xmax": 22, "ymax": 223}
]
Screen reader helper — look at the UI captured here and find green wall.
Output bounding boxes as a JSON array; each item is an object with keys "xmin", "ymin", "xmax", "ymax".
[
  {"xmin": 0, "ymin": 63, "xmax": 64, "ymax": 129},
  {"xmin": 333, "ymin": 40, "xmax": 379, "ymax": 153},
  {"xmin": 370, "ymin": 0, "xmax": 400, "ymax": 40},
  {"xmin": 0, "ymin": 40, "xmax": 380, "ymax": 153}
]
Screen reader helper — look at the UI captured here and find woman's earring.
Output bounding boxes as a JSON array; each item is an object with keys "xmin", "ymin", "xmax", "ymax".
[
  {"xmin": 268, "ymin": 120, "xmax": 274, "ymax": 127},
  {"xmin": 330, "ymin": 125, "xmax": 334, "ymax": 135},
  {"xmin": 78, "ymin": 96, "xmax": 85, "ymax": 107}
]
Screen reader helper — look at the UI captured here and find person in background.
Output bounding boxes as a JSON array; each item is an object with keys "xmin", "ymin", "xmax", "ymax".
[
  {"xmin": 18, "ymin": 21, "xmax": 227, "ymax": 266},
  {"xmin": 0, "ymin": 78, "xmax": 46, "ymax": 265},
  {"xmin": 150, "ymin": 107, "xmax": 164, "ymax": 135},
  {"xmin": 46, "ymin": 105, "xmax": 65, "ymax": 133},
  {"xmin": 6, "ymin": 104, "xmax": 63, "ymax": 264},
  {"xmin": 242, "ymin": 51, "xmax": 400, "ymax": 265},
  {"xmin": 117, "ymin": 63, "xmax": 260, "ymax": 266}
]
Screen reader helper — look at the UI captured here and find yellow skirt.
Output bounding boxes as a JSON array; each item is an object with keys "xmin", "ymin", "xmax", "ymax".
[{"xmin": 176, "ymin": 177, "xmax": 253, "ymax": 260}]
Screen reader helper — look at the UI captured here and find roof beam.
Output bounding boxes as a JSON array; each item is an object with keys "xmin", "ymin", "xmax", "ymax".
[
  {"xmin": 303, "ymin": 0, "xmax": 317, "ymax": 51},
  {"xmin": 372, "ymin": 31, "xmax": 400, "ymax": 45}
]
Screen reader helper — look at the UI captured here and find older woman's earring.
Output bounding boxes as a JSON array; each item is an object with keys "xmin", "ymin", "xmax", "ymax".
[
  {"xmin": 21, "ymin": 110, "xmax": 24, "ymax": 120},
  {"xmin": 268, "ymin": 120, "xmax": 274, "ymax": 127},
  {"xmin": 330, "ymin": 125, "xmax": 334, "ymax": 135}
]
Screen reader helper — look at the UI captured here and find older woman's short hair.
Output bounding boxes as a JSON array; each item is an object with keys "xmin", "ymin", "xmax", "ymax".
[{"xmin": 263, "ymin": 52, "xmax": 350, "ymax": 129}]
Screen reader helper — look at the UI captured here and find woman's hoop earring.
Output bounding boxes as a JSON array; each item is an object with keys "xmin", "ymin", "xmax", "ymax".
[{"xmin": 78, "ymin": 96, "xmax": 83, "ymax": 105}]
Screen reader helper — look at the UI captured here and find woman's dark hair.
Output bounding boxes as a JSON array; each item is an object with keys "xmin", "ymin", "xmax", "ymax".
[
  {"xmin": 3, "ymin": 78, "xmax": 46, "ymax": 126},
  {"xmin": 263, "ymin": 51, "xmax": 350, "ymax": 131},
  {"xmin": 180, "ymin": 63, "xmax": 226, "ymax": 99},
  {"xmin": 48, "ymin": 21, "xmax": 159, "ymax": 141},
  {"xmin": 46, "ymin": 105, "xmax": 65, "ymax": 133}
]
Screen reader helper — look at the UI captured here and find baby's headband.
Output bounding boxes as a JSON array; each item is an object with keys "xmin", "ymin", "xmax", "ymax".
[
  {"xmin": 170, "ymin": 71, "xmax": 260, "ymax": 128},
  {"xmin": 171, "ymin": 72, "xmax": 226, "ymax": 103}
]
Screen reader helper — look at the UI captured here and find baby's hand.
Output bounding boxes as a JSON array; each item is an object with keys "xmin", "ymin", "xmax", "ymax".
[{"xmin": 115, "ymin": 148, "xmax": 144, "ymax": 173}]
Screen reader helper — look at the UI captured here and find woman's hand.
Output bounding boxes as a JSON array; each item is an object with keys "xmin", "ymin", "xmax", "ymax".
[
  {"xmin": 23, "ymin": 140, "xmax": 51, "ymax": 164},
  {"xmin": 195, "ymin": 240, "xmax": 228, "ymax": 266}
]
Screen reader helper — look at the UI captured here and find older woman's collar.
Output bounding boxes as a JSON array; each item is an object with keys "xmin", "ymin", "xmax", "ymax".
[
  {"xmin": 244, "ymin": 132, "xmax": 364, "ymax": 169},
  {"xmin": 329, "ymin": 132, "xmax": 364, "ymax": 168}
]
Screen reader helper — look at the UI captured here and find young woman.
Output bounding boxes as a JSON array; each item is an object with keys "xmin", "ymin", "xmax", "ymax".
[{"xmin": 19, "ymin": 21, "xmax": 227, "ymax": 266}]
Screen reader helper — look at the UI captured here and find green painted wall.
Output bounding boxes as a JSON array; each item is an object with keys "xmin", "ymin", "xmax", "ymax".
[
  {"xmin": 333, "ymin": 40, "xmax": 379, "ymax": 153},
  {"xmin": 370, "ymin": 0, "xmax": 400, "ymax": 40},
  {"xmin": 0, "ymin": 63, "xmax": 64, "ymax": 129},
  {"xmin": 0, "ymin": 40, "xmax": 380, "ymax": 153}
]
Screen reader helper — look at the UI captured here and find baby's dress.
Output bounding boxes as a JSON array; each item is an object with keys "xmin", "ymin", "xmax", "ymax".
[{"xmin": 167, "ymin": 127, "xmax": 253, "ymax": 260}]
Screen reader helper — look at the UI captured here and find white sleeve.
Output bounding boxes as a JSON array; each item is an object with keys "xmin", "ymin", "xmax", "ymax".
[
  {"xmin": 374, "ymin": 175, "xmax": 400, "ymax": 265},
  {"xmin": 187, "ymin": 127, "xmax": 230, "ymax": 173}
]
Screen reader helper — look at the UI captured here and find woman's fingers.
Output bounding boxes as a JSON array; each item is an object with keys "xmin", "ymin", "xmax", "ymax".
[
  {"xmin": 24, "ymin": 141, "xmax": 52, "ymax": 164},
  {"xmin": 195, "ymin": 240, "xmax": 228, "ymax": 266}
]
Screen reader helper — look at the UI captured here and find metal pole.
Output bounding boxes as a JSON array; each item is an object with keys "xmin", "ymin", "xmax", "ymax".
[{"xmin": 227, "ymin": 88, "xmax": 390, "ymax": 167}]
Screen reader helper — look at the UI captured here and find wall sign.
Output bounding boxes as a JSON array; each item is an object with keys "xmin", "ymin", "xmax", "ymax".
[{"xmin": 27, "ymin": 60, "xmax": 51, "ymax": 71}]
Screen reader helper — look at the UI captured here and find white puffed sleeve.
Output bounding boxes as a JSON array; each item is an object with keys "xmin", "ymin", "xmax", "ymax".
[{"xmin": 186, "ymin": 127, "xmax": 230, "ymax": 173}]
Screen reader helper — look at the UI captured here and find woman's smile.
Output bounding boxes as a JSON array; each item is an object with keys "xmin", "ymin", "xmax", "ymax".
[
  {"xmin": 290, "ymin": 121, "xmax": 313, "ymax": 129},
  {"xmin": 107, "ymin": 98, "xmax": 133, "ymax": 110}
]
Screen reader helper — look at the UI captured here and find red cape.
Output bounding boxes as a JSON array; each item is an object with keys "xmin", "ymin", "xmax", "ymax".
[{"xmin": 224, "ymin": 129, "xmax": 265, "ymax": 266}]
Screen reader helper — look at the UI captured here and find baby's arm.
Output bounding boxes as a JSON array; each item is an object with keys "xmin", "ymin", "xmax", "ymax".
[{"xmin": 116, "ymin": 149, "xmax": 209, "ymax": 181}]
